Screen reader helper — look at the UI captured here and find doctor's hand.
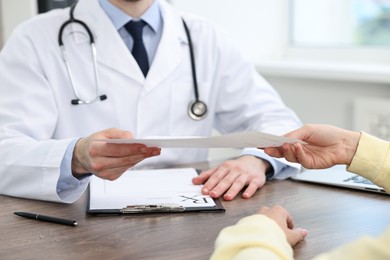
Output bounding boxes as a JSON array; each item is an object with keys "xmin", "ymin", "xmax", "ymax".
[
  {"xmin": 72, "ymin": 128, "xmax": 161, "ymax": 180},
  {"xmin": 192, "ymin": 155, "xmax": 270, "ymax": 201},
  {"xmin": 264, "ymin": 124, "xmax": 361, "ymax": 169},
  {"xmin": 258, "ymin": 205, "xmax": 307, "ymax": 246}
]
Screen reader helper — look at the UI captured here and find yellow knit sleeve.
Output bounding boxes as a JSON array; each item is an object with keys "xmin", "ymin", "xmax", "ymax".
[
  {"xmin": 347, "ymin": 132, "xmax": 390, "ymax": 193},
  {"xmin": 313, "ymin": 227, "xmax": 390, "ymax": 260},
  {"xmin": 210, "ymin": 214, "xmax": 293, "ymax": 260}
]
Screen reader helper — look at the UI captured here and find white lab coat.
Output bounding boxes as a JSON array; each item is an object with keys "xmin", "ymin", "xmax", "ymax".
[{"xmin": 0, "ymin": 0, "xmax": 301, "ymax": 203}]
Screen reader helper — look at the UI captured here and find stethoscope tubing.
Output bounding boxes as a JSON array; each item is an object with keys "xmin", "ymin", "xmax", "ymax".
[
  {"xmin": 58, "ymin": 2, "xmax": 206, "ymax": 119},
  {"xmin": 58, "ymin": 3, "xmax": 105, "ymax": 105}
]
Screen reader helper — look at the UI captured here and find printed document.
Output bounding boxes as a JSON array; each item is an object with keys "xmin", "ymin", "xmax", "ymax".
[
  {"xmin": 89, "ymin": 168, "xmax": 219, "ymax": 212},
  {"xmin": 91, "ymin": 131, "xmax": 303, "ymax": 148}
]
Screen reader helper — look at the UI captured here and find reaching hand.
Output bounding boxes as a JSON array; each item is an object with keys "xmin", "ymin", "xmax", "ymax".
[
  {"xmin": 258, "ymin": 205, "xmax": 307, "ymax": 246},
  {"xmin": 264, "ymin": 124, "xmax": 361, "ymax": 169},
  {"xmin": 72, "ymin": 128, "xmax": 161, "ymax": 180}
]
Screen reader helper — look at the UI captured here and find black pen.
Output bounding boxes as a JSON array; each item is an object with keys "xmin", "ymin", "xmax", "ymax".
[{"xmin": 14, "ymin": 212, "xmax": 78, "ymax": 227}]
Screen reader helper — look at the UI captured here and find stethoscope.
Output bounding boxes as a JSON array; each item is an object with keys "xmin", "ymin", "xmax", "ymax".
[{"xmin": 58, "ymin": 2, "xmax": 208, "ymax": 121}]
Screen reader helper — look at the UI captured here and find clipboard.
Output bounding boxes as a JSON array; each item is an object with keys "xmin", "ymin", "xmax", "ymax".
[{"xmin": 87, "ymin": 168, "xmax": 225, "ymax": 215}]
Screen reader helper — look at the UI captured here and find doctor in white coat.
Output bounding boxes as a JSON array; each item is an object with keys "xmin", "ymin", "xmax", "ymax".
[{"xmin": 0, "ymin": 0, "xmax": 301, "ymax": 203}]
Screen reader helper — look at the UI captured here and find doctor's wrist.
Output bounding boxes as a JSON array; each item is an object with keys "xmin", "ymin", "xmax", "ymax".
[
  {"xmin": 72, "ymin": 171, "xmax": 93, "ymax": 180},
  {"xmin": 71, "ymin": 138, "xmax": 91, "ymax": 177},
  {"xmin": 250, "ymin": 156, "xmax": 274, "ymax": 180},
  {"xmin": 260, "ymin": 159, "xmax": 274, "ymax": 180},
  {"xmin": 239, "ymin": 155, "xmax": 273, "ymax": 180}
]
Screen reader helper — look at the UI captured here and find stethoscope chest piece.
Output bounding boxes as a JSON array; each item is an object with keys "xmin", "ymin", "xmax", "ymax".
[{"xmin": 188, "ymin": 100, "xmax": 208, "ymax": 121}]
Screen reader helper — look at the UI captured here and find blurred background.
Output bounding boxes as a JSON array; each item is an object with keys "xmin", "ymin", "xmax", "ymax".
[{"xmin": 1, "ymin": 0, "xmax": 390, "ymax": 159}]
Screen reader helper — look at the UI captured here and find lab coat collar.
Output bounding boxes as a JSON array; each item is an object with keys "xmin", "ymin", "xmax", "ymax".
[
  {"xmin": 145, "ymin": 0, "xmax": 188, "ymax": 90},
  {"xmin": 74, "ymin": 0, "xmax": 188, "ymax": 89}
]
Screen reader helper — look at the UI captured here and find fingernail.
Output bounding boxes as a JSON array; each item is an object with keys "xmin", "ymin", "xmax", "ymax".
[
  {"xmin": 300, "ymin": 228, "xmax": 308, "ymax": 237},
  {"xmin": 224, "ymin": 194, "xmax": 232, "ymax": 200},
  {"xmin": 152, "ymin": 150, "xmax": 160, "ymax": 156},
  {"xmin": 140, "ymin": 147, "xmax": 147, "ymax": 153},
  {"xmin": 202, "ymin": 188, "xmax": 209, "ymax": 194},
  {"xmin": 210, "ymin": 190, "xmax": 218, "ymax": 197}
]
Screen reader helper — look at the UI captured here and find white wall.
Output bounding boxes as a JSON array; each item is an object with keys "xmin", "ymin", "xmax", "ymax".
[
  {"xmin": 0, "ymin": 2, "xmax": 2, "ymax": 46},
  {"xmin": 266, "ymin": 76, "xmax": 390, "ymax": 129},
  {"xmin": 0, "ymin": 0, "xmax": 37, "ymax": 48},
  {"xmin": 172, "ymin": 0, "xmax": 288, "ymax": 62}
]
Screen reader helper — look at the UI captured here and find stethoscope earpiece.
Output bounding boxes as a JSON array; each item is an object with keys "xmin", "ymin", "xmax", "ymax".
[
  {"xmin": 71, "ymin": 95, "xmax": 108, "ymax": 105},
  {"xmin": 71, "ymin": 99, "xmax": 81, "ymax": 105}
]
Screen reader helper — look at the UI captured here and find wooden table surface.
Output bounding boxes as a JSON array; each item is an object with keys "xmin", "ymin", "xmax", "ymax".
[{"xmin": 1, "ymin": 161, "xmax": 390, "ymax": 259}]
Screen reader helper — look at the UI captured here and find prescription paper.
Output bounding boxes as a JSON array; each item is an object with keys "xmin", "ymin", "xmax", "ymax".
[
  {"xmin": 89, "ymin": 168, "xmax": 217, "ymax": 211},
  {"xmin": 91, "ymin": 131, "xmax": 303, "ymax": 148}
]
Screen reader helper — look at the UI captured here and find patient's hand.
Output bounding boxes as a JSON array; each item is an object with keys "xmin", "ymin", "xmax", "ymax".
[{"xmin": 258, "ymin": 205, "xmax": 308, "ymax": 246}]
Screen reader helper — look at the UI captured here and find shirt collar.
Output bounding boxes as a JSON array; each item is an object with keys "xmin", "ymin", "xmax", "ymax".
[{"xmin": 98, "ymin": 0, "xmax": 161, "ymax": 33}]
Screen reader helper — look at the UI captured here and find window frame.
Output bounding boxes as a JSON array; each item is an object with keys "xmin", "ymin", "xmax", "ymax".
[{"xmin": 284, "ymin": 0, "xmax": 390, "ymax": 64}]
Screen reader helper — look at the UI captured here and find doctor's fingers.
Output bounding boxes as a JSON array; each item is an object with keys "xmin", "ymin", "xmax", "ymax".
[
  {"xmin": 91, "ymin": 142, "xmax": 160, "ymax": 157},
  {"xmin": 241, "ymin": 178, "xmax": 264, "ymax": 199},
  {"xmin": 204, "ymin": 168, "xmax": 243, "ymax": 199},
  {"xmin": 193, "ymin": 167, "xmax": 229, "ymax": 194},
  {"xmin": 212, "ymin": 172, "xmax": 259, "ymax": 201},
  {"xmin": 87, "ymin": 150, "xmax": 161, "ymax": 176},
  {"xmin": 192, "ymin": 168, "xmax": 214, "ymax": 186},
  {"xmin": 91, "ymin": 154, "xmax": 160, "ymax": 181},
  {"xmin": 93, "ymin": 165, "xmax": 137, "ymax": 181}
]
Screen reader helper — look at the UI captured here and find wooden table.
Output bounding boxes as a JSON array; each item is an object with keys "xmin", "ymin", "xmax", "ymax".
[{"xmin": 1, "ymin": 161, "xmax": 390, "ymax": 259}]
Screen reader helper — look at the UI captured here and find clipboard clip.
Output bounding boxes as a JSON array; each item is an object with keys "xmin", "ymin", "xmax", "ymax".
[{"xmin": 121, "ymin": 204, "xmax": 185, "ymax": 214}]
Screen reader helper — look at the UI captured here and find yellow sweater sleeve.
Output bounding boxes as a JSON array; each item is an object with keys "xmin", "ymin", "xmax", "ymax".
[
  {"xmin": 313, "ymin": 227, "xmax": 390, "ymax": 260},
  {"xmin": 210, "ymin": 215, "xmax": 293, "ymax": 260},
  {"xmin": 211, "ymin": 132, "xmax": 390, "ymax": 260},
  {"xmin": 347, "ymin": 132, "xmax": 390, "ymax": 193}
]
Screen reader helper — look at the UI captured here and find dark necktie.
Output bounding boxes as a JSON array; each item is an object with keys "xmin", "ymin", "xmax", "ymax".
[{"xmin": 124, "ymin": 20, "xmax": 149, "ymax": 77}]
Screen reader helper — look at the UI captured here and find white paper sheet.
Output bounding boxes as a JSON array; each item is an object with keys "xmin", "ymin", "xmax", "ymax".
[
  {"xmin": 89, "ymin": 168, "xmax": 217, "ymax": 210},
  {"xmin": 91, "ymin": 131, "xmax": 303, "ymax": 148}
]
